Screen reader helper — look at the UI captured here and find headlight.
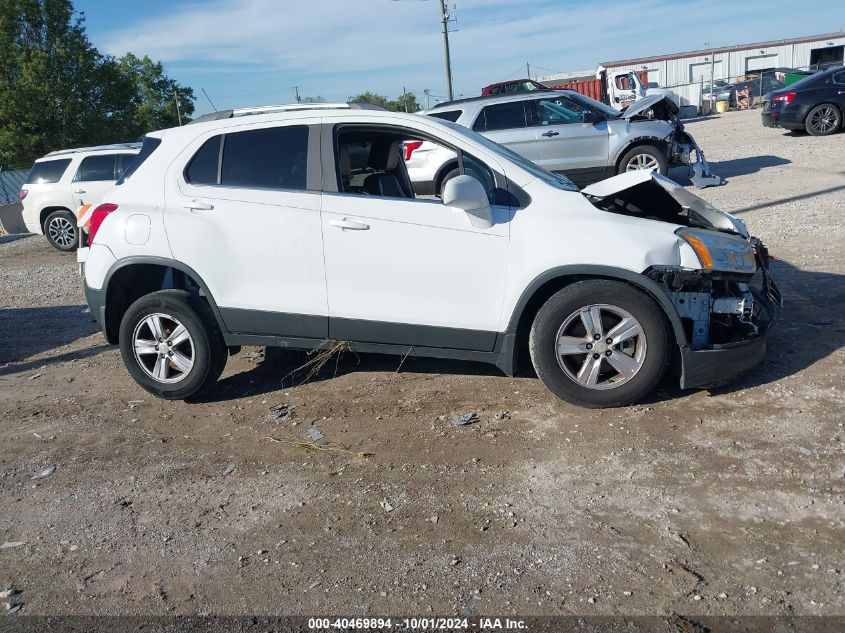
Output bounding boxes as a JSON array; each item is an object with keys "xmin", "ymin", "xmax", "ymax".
[{"xmin": 677, "ymin": 228, "xmax": 756, "ymax": 273}]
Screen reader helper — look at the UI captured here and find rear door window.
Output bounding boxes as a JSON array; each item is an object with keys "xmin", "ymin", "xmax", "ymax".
[
  {"xmin": 221, "ymin": 126, "xmax": 309, "ymax": 190},
  {"xmin": 473, "ymin": 102, "xmax": 527, "ymax": 132},
  {"xmin": 26, "ymin": 159, "xmax": 72, "ymax": 184},
  {"xmin": 75, "ymin": 154, "xmax": 118, "ymax": 181}
]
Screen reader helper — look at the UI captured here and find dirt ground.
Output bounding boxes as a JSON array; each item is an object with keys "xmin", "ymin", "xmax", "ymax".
[{"xmin": 0, "ymin": 108, "xmax": 843, "ymax": 621}]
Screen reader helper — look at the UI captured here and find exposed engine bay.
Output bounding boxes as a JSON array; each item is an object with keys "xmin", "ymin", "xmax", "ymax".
[
  {"xmin": 582, "ymin": 171, "xmax": 782, "ymax": 352},
  {"xmin": 646, "ymin": 261, "xmax": 781, "ymax": 350}
]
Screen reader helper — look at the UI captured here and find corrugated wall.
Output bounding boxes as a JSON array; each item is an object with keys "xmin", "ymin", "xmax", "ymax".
[
  {"xmin": 605, "ymin": 35, "xmax": 845, "ymax": 87},
  {"xmin": 0, "ymin": 169, "xmax": 27, "ymax": 206}
]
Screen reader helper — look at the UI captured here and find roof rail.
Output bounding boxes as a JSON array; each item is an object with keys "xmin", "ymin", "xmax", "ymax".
[
  {"xmin": 427, "ymin": 89, "xmax": 569, "ymax": 110},
  {"xmin": 44, "ymin": 142, "xmax": 142, "ymax": 157},
  {"xmin": 189, "ymin": 101, "xmax": 391, "ymax": 124}
]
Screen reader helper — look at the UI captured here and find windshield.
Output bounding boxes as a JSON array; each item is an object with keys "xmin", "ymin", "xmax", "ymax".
[
  {"xmin": 438, "ymin": 119, "xmax": 579, "ymax": 191},
  {"xmin": 568, "ymin": 92, "xmax": 622, "ymax": 119}
]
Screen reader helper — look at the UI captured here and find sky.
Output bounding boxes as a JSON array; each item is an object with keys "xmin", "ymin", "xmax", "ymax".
[{"xmin": 75, "ymin": 0, "xmax": 845, "ymax": 115}]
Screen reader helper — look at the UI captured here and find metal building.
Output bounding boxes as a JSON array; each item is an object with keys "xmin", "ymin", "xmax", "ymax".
[{"xmin": 597, "ymin": 32, "xmax": 845, "ymax": 88}]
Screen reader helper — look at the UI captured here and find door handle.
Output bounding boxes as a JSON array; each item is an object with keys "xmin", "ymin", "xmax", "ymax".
[
  {"xmin": 73, "ymin": 188, "xmax": 86, "ymax": 194},
  {"xmin": 541, "ymin": 131, "xmax": 559, "ymax": 137},
  {"xmin": 183, "ymin": 200, "xmax": 214, "ymax": 211},
  {"xmin": 330, "ymin": 218, "xmax": 369, "ymax": 231}
]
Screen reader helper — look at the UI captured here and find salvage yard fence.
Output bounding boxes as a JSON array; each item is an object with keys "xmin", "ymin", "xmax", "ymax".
[{"xmin": 0, "ymin": 166, "xmax": 27, "ymax": 206}]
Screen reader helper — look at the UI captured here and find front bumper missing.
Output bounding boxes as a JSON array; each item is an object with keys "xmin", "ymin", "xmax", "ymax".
[{"xmin": 648, "ymin": 246, "xmax": 782, "ymax": 389}]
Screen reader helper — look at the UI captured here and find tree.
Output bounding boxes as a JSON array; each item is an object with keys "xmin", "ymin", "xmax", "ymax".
[
  {"xmin": 387, "ymin": 92, "xmax": 420, "ymax": 113},
  {"xmin": 0, "ymin": 0, "xmax": 195, "ymax": 166},
  {"xmin": 349, "ymin": 91, "xmax": 389, "ymax": 109},
  {"xmin": 117, "ymin": 52, "xmax": 195, "ymax": 134}
]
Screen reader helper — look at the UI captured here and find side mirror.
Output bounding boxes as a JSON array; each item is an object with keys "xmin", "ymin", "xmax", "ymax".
[{"xmin": 442, "ymin": 175, "xmax": 493, "ymax": 229}]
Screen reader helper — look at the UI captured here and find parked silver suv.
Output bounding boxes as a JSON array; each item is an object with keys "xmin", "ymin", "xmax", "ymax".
[{"xmin": 406, "ymin": 91, "xmax": 720, "ymax": 192}]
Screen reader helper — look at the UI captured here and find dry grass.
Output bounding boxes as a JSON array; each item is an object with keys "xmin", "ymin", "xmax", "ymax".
[{"xmin": 281, "ymin": 340, "xmax": 354, "ymax": 386}]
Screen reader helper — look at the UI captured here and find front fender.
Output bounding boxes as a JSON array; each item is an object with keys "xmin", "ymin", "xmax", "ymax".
[{"xmin": 504, "ymin": 264, "xmax": 688, "ymax": 346}]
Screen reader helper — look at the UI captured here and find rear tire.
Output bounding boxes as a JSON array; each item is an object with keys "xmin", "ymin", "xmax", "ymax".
[
  {"xmin": 43, "ymin": 209, "xmax": 78, "ymax": 252},
  {"xmin": 529, "ymin": 280, "xmax": 670, "ymax": 408},
  {"xmin": 617, "ymin": 145, "xmax": 668, "ymax": 176},
  {"xmin": 805, "ymin": 103, "xmax": 841, "ymax": 136},
  {"xmin": 119, "ymin": 290, "xmax": 227, "ymax": 400}
]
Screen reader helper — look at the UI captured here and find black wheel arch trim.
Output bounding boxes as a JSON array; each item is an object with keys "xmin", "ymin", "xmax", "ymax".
[
  {"xmin": 500, "ymin": 264, "xmax": 688, "ymax": 360},
  {"xmin": 96, "ymin": 256, "xmax": 228, "ymax": 343},
  {"xmin": 612, "ymin": 136, "xmax": 668, "ymax": 167}
]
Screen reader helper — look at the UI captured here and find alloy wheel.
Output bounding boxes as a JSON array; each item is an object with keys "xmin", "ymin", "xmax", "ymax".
[
  {"xmin": 809, "ymin": 106, "xmax": 838, "ymax": 134},
  {"xmin": 132, "ymin": 313, "xmax": 195, "ymax": 384},
  {"xmin": 555, "ymin": 304, "xmax": 647, "ymax": 390},
  {"xmin": 47, "ymin": 216, "xmax": 76, "ymax": 248},
  {"xmin": 625, "ymin": 153, "xmax": 660, "ymax": 171}
]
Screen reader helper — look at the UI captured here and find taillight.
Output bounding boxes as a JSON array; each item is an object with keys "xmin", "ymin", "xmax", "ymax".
[
  {"xmin": 773, "ymin": 92, "xmax": 796, "ymax": 104},
  {"xmin": 88, "ymin": 203, "xmax": 118, "ymax": 244},
  {"xmin": 403, "ymin": 141, "xmax": 423, "ymax": 161},
  {"xmin": 18, "ymin": 189, "xmax": 27, "ymax": 200}
]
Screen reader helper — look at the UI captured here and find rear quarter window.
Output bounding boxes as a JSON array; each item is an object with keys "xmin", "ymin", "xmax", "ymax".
[
  {"xmin": 427, "ymin": 110, "xmax": 462, "ymax": 123},
  {"xmin": 26, "ymin": 159, "xmax": 72, "ymax": 184}
]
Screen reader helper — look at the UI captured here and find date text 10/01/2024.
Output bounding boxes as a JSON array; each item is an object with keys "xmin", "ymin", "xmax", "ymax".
[{"xmin": 307, "ymin": 618, "xmax": 528, "ymax": 630}]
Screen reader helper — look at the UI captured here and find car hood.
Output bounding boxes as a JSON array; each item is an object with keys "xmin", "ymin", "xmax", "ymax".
[
  {"xmin": 581, "ymin": 170, "xmax": 748, "ymax": 237},
  {"xmin": 620, "ymin": 94, "xmax": 679, "ymax": 120}
]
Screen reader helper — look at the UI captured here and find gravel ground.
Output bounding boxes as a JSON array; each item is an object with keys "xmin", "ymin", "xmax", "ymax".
[{"xmin": 0, "ymin": 109, "xmax": 843, "ymax": 623}]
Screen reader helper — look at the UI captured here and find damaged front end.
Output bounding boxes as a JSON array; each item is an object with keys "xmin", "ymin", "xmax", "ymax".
[
  {"xmin": 646, "ymin": 249, "xmax": 781, "ymax": 388},
  {"xmin": 622, "ymin": 94, "xmax": 723, "ymax": 189},
  {"xmin": 583, "ymin": 170, "xmax": 782, "ymax": 388}
]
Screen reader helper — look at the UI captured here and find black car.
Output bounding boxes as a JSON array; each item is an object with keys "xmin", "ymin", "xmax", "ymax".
[{"xmin": 762, "ymin": 66, "xmax": 845, "ymax": 136}]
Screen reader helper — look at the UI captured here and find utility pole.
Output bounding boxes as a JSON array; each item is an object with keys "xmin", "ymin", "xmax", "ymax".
[
  {"xmin": 173, "ymin": 88, "xmax": 183, "ymax": 126},
  {"xmin": 402, "ymin": 86, "xmax": 409, "ymax": 112},
  {"xmin": 526, "ymin": 62, "xmax": 531, "ymax": 80},
  {"xmin": 438, "ymin": 0, "xmax": 454, "ymax": 101},
  {"xmin": 293, "ymin": 86, "xmax": 302, "ymax": 103},
  {"xmin": 423, "ymin": 88, "xmax": 431, "ymax": 110}
]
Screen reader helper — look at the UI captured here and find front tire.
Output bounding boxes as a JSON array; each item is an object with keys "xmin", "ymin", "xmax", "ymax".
[
  {"xmin": 43, "ymin": 209, "xmax": 78, "ymax": 252},
  {"xmin": 119, "ymin": 290, "xmax": 227, "ymax": 400},
  {"xmin": 617, "ymin": 145, "xmax": 668, "ymax": 175},
  {"xmin": 529, "ymin": 280, "xmax": 670, "ymax": 408},
  {"xmin": 805, "ymin": 104, "xmax": 841, "ymax": 136}
]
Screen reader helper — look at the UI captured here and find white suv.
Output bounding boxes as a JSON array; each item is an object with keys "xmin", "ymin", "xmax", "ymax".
[
  {"xmin": 20, "ymin": 143, "xmax": 140, "ymax": 251},
  {"xmin": 81, "ymin": 104, "xmax": 780, "ymax": 407}
]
